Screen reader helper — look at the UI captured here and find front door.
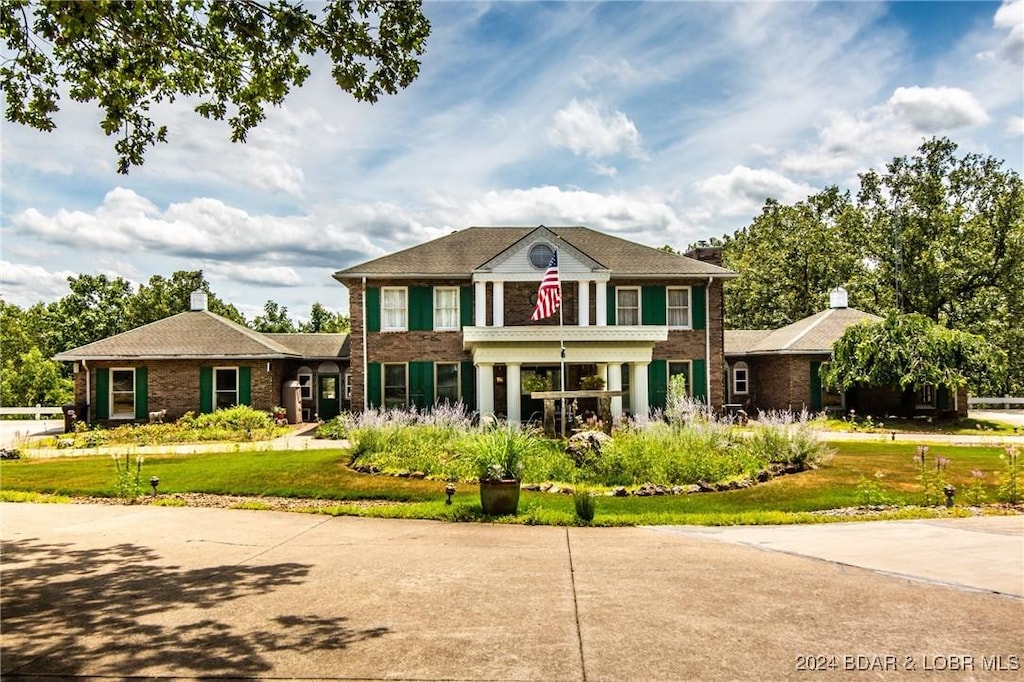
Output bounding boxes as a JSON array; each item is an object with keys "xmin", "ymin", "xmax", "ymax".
[{"xmin": 318, "ymin": 374, "xmax": 341, "ymax": 420}]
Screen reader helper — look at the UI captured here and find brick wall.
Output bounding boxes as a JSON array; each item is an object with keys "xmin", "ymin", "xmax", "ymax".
[{"xmin": 75, "ymin": 359, "xmax": 287, "ymax": 426}]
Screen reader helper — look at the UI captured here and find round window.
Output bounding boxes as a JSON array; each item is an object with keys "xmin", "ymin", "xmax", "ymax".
[{"xmin": 528, "ymin": 242, "xmax": 555, "ymax": 269}]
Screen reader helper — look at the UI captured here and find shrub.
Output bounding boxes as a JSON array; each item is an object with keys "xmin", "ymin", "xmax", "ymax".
[
  {"xmin": 112, "ymin": 453, "xmax": 145, "ymax": 502},
  {"xmin": 573, "ymin": 489, "xmax": 597, "ymax": 523},
  {"xmin": 193, "ymin": 405, "xmax": 273, "ymax": 432},
  {"xmin": 998, "ymin": 446, "xmax": 1021, "ymax": 504}
]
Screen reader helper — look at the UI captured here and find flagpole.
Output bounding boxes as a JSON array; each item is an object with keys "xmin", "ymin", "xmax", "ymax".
[{"xmin": 559, "ymin": 253, "xmax": 566, "ymax": 438}]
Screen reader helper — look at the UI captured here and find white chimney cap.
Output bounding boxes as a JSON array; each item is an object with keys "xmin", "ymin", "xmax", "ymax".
[
  {"xmin": 829, "ymin": 287, "xmax": 849, "ymax": 309},
  {"xmin": 190, "ymin": 290, "xmax": 209, "ymax": 311}
]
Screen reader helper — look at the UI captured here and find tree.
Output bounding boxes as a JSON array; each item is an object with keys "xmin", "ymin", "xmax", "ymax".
[
  {"xmin": 0, "ymin": 347, "xmax": 73, "ymax": 407},
  {"xmin": 722, "ymin": 187, "xmax": 871, "ymax": 329},
  {"xmin": 127, "ymin": 270, "xmax": 245, "ymax": 327},
  {"xmin": 299, "ymin": 302, "xmax": 349, "ymax": 333},
  {"xmin": 820, "ymin": 313, "xmax": 1006, "ymax": 416},
  {"xmin": 42, "ymin": 274, "xmax": 135, "ymax": 356},
  {"xmin": 251, "ymin": 300, "xmax": 297, "ymax": 333},
  {"xmin": 2, "ymin": 0, "xmax": 430, "ymax": 172}
]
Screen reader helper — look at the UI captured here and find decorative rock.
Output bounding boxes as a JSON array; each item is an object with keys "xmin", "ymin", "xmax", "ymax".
[
  {"xmin": 560, "ymin": 486, "xmax": 574, "ymax": 495},
  {"xmin": 548, "ymin": 485, "xmax": 561, "ymax": 494},
  {"xmin": 539, "ymin": 483, "xmax": 553, "ymax": 492},
  {"xmin": 522, "ymin": 483, "xmax": 541, "ymax": 491},
  {"xmin": 612, "ymin": 487, "xmax": 629, "ymax": 497},
  {"xmin": 410, "ymin": 471, "xmax": 426, "ymax": 479}
]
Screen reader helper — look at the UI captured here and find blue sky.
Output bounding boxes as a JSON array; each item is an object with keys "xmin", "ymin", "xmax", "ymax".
[{"xmin": 2, "ymin": 1, "xmax": 1021, "ymax": 321}]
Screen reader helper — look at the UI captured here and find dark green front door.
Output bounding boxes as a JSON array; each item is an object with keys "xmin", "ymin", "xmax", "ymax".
[
  {"xmin": 318, "ymin": 374, "xmax": 341, "ymax": 420},
  {"xmin": 809, "ymin": 361, "xmax": 823, "ymax": 411}
]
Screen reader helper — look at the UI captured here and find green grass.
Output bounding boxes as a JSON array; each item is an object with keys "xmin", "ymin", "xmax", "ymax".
[
  {"xmin": 0, "ymin": 441, "xmax": 1017, "ymax": 526},
  {"xmin": 821, "ymin": 415, "xmax": 1017, "ymax": 435}
]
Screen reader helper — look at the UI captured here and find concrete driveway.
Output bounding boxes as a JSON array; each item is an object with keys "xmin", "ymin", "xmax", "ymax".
[{"xmin": 2, "ymin": 504, "xmax": 1021, "ymax": 680}]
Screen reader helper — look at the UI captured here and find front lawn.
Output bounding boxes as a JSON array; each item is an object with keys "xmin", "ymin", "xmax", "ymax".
[
  {"xmin": 820, "ymin": 414, "xmax": 1017, "ymax": 435},
  {"xmin": 1, "ymin": 441, "xmax": 1018, "ymax": 526}
]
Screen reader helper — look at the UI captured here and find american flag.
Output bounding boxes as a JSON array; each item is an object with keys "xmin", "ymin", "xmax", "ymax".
[{"xmin": 531, "ymin": 251, "xmax": 561, "ymax": 321}]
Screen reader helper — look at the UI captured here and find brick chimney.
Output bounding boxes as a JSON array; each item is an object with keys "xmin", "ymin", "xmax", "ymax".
[{"xmin": 684, "ymin": 244, "xmax": 724, "ymax": 267}]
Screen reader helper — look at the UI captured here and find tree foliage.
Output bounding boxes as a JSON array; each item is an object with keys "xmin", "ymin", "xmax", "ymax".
[
  {"xmin": 252, "ymin": 300, "xmax": 297, "ymax": 333},
  {"xmin": 717, "ymin": 138, "xmax": 1024, "ymax": 394},
  {"xmin": 820, "ymin": 313, "xmax": 1006, "ymax": 398},
  {"xmin": 1, "ymin": 0, "xmax": 430, "ymax": 172},
  {"xmin": 300, "ymin": 301, "xmax": 349, "ymax": 333}
]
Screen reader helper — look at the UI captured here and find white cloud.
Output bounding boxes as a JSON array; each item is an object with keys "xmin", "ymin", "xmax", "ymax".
[
  {"xmin": 889, "ymin": 86, "xmax": 990, "ymax": 132},
  {"xmin": 0, "ymin": 261, "xmax": 75, "ymax": 307},
  {"xmin": 1007, "ymin": 116, "xmax": 1024, "ymax": 136},
  {"xmin": 993, "ymin": 0, "xmax": 1024, "ymax": 63},
  {"xmin": 205, "ymin": 262, "xmax": 303, "ymax": 287},
  {"xmin": 780, "ymin": 87, "xmax": 990, "ymax": 177},
  {"xmin": 696, "ymin": 167, "xmax": 816, "ymax": 217},
  {"xmin": 548, "ymin": 98, "xmax": 643, "ymax": 159}
]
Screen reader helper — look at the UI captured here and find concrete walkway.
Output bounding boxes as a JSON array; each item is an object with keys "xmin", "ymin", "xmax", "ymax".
[{"xmin": 2, "ymin": 504, "xmax": 1021, "ymax": 680}]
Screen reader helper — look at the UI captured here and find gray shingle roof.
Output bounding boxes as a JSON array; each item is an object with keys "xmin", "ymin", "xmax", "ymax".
[
  {"xmin": 265, "ymin": 333, "xmax": 350, "ymax": 359},
  {"xmin": 53, "ymin": 310, "xmax": 347, "ymax": 361},
  {"xmin": 725, "ymin": 307, "xmax": 882, "ymax": 355},
  {"xmin": 333, "ymin": 226, "xmax": 736, "ymax": 279}
]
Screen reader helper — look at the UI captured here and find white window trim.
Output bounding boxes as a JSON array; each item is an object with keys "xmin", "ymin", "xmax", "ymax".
[
  {"xmin": 668, "ymin": 360, "xmax": 693, "ymax": 397},
  {"xmin": 381, "ymin": 286, "xmax": 408, "ymax": 332},
  {"xmin": 382, "ymin": 362, "xmax": 409, "ymax": 408},
  {"xmin": 214, "ymin": 366, "xmax": 239, "ymax": 409},
  {"xmin": 732, "ymin": 362, "xmax": 749, "ymax": 395},
  {"xmin": 916, "ymin": 384, "xmax": 935, "ymax": 409},
  {"xmin": 298, "ymin": 370, "xmax": 313, "ymax": 401},
  {"xmin": 344, "ymin": 371, "xmax": 352, "ymax": 400},
  {"xmin": 434, "ymin": 362, "xmax": 461, "ymax": 403},
  {"xmin": 433, "ymin": 286, "xmax": 460, "ymax": 332},
  {"xmin": 617, "ymin": 286, "xmax": 641, "ymax": 326},
  {"xmin": 110, "ymin": 367, "xmax": 136, "ymax": 420},
  {"xmin": 666, "ymin": 286, "xmax": 692, "ymax": 329}
]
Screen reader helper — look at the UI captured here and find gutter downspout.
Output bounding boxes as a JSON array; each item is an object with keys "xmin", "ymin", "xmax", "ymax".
[
  {"xmin": 362, "ymin": 277, "xmax": 369, "ymax": 411},
  {"xmin": 706, "ymin": 277, "xmax": 713, "ymax": 408}
]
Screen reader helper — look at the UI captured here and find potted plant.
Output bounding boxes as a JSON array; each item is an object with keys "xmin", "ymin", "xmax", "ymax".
[
  {"xmin": 580, "ymin": 374, "xmax": 605, "ymax": 390},
  {"xmin": 466, "ymin": 426, "xmax": 540, "ymax": 515},
  {"xmin": 521, "ymin": 373, "xmax": 552, "ymax": 394}
]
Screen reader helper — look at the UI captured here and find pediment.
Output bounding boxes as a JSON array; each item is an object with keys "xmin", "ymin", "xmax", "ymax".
[{"xmin": 475, "ymin": 226, "xmax": 607, "ymax": 281}]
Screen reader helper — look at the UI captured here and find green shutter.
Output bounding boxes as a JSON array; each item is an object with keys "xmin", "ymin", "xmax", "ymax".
[
  {"xmin": 367, "ymin": 362, "xmax": 382, "ymax": 409},
  {"xmin": 461, "ymin": 361, "xmax": 475, "ymax": 409},
  {"xmin": 199, "ymin": 366, "xmax": 213, "ymax": 413},
  {"xmin": 648, "ymin": 360, "xmax": 668, "ymax": 411},
  {"xmin": 134, "ymin": 367, "xmax": 149, "ymax": 419},
  {"xmin": 642, "ymin": 286, "xmax": 667, "ymax": 325},
  {"xmin": 692, "ymin": 359, "xmax": 707, "ymax": 402},
  {"xmin": 692, "ymin": 285, "xmax": 706, "ymax": 330},
  {"xmin": 239, "ymin": 366, "xmax": 252, "ymax": 406},
  {"xmin": 366, "ymin": 287, "xmax": 381, "ymax": 333},
  {"xmin": 809, "ymin": 361, "xmax": 822, "ymax": 411},
  {"xmin": 937, "ymin": 385, "xmax": 950, "ymax": 410},
  {"xmin": 460, "ymin": 286, "xmax": 473, "ymax": 328},
  {"xmin": 409, "ymin": 286, "xmax": 433, "ymax": 331},
  {"xmin": 94, "ymin": 367, "xmax": 110, "ymax": 420},
  {"xmin": 606, "ymin": 285, "xmax": 616, "ymax": 325},
  {"xmin": 409, "ymin": 360, "xmax": 434, "ymax": 409}
]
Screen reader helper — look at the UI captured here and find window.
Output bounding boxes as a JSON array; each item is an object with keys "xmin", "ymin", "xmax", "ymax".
[
  {"xmin": 667, "ymin": 287, "xmax": 691, "ymax": 328},
  {"xmin": 214, "ymin": 367, "xmax": 238, "ymax": 409},
  {"xmin": 436, "ymin": 363, "xmax": 460, "ymax": 403},
  {"xmin": 916, "ymin": 384, "xmax": 935, "ymax": 408},
  {"xmin": 110, "ymin": 368, "xmax": 135, "ymax": 419},
  {"xmin": 382, "ymin": 287, "xmax": 408, "ymax": 331},
  {"xmin": 617, "ymin": 287, "xmax": 640, "ymax": 325},
  {"xmin": 383, "ymin": 363, "xmax": 407, "ymax": 408},
  {"xmin": 298, "ymin": 369, "xmax": 313, "ymax": 401},
  {"xmin": 344, "ymin": 371, "xmax": 352, "ymax": 400},
  {"xmin": 732, "ymin": 362, "xmax": 749, "ymax": 395},
  {"xmin": 528, "ymin": 242, "xmax": 555, "ymax": 269},
  {"xmin": 434, "ymin": 287, "xmax": 460, "ymax": 331},
  {"xmin": 669, "ymin": 361, "xmax": 692, "ymax": 396}
]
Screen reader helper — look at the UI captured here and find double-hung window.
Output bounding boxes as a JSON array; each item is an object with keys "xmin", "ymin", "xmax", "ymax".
[
  {"xmin": 383, "ymin": 363, "xmax": 408, "ymax": 408},
  {"xmin": 382, "ymin": 287, "xmax": 408, "ymax": 331},
  {"xmin": 214, "ymin": 367, "xmax": 239, "ymax": 409},
  {"xmin": 298, "ymin": 370, "xmax": 313, "ymax": 401},
  {"xmin": 434, "ymin": 287, "xmax": 459, "ymax": 331},
  {"xmin": 667, "ymin": 287, "xmax": 691, "ymax": 328},
  {"xmin": 435, "ymin": 363, "xmax": 460, "ymax": 403},
  {"xmin": 110, "ymin": 368, "xmax": 135, "ymax": 419},
  {"xmin": 617, "ymin": 287, "xmax": 640, "ymax": 325},
  {"xmin": 732, "ymin": 362, "xmax": 749, "ymax": 395}
]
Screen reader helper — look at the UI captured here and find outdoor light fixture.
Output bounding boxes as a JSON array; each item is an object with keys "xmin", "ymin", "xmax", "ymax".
[
  {"xmin": 891, "ymin": 431, "xmax": 896, "ymax": 441},
  {"xmin": 150, "ymin": 476, "xmax": 160, "ymax": 496},
  {"xmin": 445, "ymin": 483, "xmax": 456, "ymax": 505},
  {"xmin": 943, "ymin": 484, "xmax": 956, "ymax": 508}
]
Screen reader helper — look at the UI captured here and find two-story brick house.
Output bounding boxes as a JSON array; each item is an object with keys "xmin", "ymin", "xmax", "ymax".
[{"xmin": 333, "ymin": 225, "xmax": 737, "ymax": 423}]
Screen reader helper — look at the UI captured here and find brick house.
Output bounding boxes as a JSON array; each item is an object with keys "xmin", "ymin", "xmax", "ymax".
[
  {"xmin": 333, "ymin": 225, "xmax": 737, "ymax": 423},
  {"xmin": 724, "ymin": 288, "xmax": 968, "ymax": 417},
  {"xmin": 54, "ymin": 292, "xmax": 349, "ymax": 425}
]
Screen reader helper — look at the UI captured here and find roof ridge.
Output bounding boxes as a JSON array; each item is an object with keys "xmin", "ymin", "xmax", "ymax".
[{"xmin": 201, "ymin": 310, "xmax": 299, "ymax": 355}]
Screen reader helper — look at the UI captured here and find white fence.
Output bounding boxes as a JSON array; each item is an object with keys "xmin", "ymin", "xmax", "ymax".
[
  {"xmin": 0, "ymin": 405, "xmax": 65, "ymax": 419},
  {"xmin": 968, "ymin": 396, "xmax": 1024, "ymax": 409}
]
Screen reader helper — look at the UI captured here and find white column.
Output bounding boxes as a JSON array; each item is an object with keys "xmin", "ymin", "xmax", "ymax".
[
  {"xmin": 506, "ymin": 363, "xmax": 521, "ymax": 425},
  {"xmin": 493, "ymin": 281, "xmax": 504, "ymax": 328},
  {"xmin": 608, "ymin": 362, "xmax": 623, "ymax": 421},
  {"xmin": 477, "ymin": 363, "xmax": 494, "ymax": 415},
  {"xmin": 475, "ymin": 281, "xmax": 487, "ymax": 327},
  {"xmin": 578, "ymin": 281, "xmax": 590, "ymax": 326},
  {"xmin": 631, "ymin": 362, "xmax": 649, "ymax": 418},
  {"xmin": 595, "ymin": 281, "xmax": 607, "ymax": 326}
]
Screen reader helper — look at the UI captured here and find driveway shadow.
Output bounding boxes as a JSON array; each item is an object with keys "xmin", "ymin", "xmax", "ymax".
[{"xmin": 1, "ymin": 538, "xmax": 389, "ymax": 677}]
